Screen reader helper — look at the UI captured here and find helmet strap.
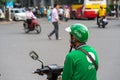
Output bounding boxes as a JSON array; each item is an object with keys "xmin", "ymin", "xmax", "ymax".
[
  {"xmin": 71, "ymin": 39, "xmax": 86, "ymax": 50},
  {"xmin": 69, "ymin": 33, "xmax": 86, "ymax": 52}
]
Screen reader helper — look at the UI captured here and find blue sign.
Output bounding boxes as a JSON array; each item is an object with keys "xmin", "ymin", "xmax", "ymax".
[{"xmin": 6, "ymin": 0, "xmax": 14, "ymax": 8}]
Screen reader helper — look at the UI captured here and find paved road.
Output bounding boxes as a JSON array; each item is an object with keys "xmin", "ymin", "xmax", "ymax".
[{"xmin": 0, "ymin": 18, "xmax": 120, "ymax": 80}]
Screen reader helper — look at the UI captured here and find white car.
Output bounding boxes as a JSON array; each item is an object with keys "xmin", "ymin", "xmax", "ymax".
[
  {"xmin": 10, "ymin": 8, "xmax": 26, "ymax": 21},
  {"xmin": 0, "ymin": 9, "xmax": 5, "ymax": 20}
]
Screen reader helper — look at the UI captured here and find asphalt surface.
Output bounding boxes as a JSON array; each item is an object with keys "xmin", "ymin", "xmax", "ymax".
[{"xmin": 0, "ymin": 18, "xmax": 120, "ymax": 80}]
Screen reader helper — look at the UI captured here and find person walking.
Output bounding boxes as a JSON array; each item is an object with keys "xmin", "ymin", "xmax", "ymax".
[
  {"xmin": 48, "ymin": 4, "xmax": 61, "ymax": 40},
  {"xmin": 62, "ymin": 23, "xmax": 99, "ymax": 80},
  {"xmin": 64, "ymin": 6, "xmax": 70, "ymax": 22},
  {"xmin": 47, "ymin": 6, "xmax": 52, "ymax": 22}
]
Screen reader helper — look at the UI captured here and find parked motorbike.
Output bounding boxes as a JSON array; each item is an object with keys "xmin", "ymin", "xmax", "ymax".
[
  {"xmin": 98, "ymin": 17, "xmax": 108, "ymax": 28},
  {"xmin": 29, "ymin": 51, "xmax": 63, "ymax": 80},
  {"xmin": 23, "ymin": 18, "xmax": 41, "ymax": 34}
]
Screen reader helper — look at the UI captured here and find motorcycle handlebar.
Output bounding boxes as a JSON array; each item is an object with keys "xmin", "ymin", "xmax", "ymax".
[
  {"xmin": 34, "ymin": 65, "xmax": 63, "ymax": 75},
  {"xmin": 34, "ymin": 66, "xmax": 49, "ymax": 75}
]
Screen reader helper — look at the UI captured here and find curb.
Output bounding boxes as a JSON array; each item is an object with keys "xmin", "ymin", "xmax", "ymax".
[
  {"xmin": 106, "ymin": 16, "xmax": 119, "ymax": 20},
  {"xmin": 0, "ymin": 21, "xmax": 15, "ymax": 24}
]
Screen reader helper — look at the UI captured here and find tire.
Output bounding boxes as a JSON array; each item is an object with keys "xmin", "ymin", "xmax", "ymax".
[
  {"xmin": 35, "ymin": 24, "xmax": 41, "ymax": 34},
  {"xmin": 102, "ymin": 25, "xmax": 105, "ymax": 28},
  {"xmin": 71, "ymin": 12, "xmax": 76, "ymax": 19},
  {"xmin": 23, "ymin": 22, "xmax": 29, "ymax": 33},
  {"xmin": 102, "ymin": 22, "xmax": 105, "ymax": 28},
  {"xmin": 71, "ymin": 14, "xmax": 76, "ymax": 19},
  {"xmin": 98, "ymin": 24, "xmax": 100, "ymax": 28},
  {"xmin": 13, "ymin": 17, "xmax": 17, "ymax": 21}
]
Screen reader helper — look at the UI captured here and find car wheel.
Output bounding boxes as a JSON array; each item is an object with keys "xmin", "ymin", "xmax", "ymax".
[{"xmin": 13, "ymin": 17, "xmax": 17, "ymax": 21}]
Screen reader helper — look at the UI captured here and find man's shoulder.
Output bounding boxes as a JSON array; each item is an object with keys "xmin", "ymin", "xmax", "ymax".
[
  {"xmin": 81, "ymin": 45, "xmax": 97, "ymax": 52},
  {"xmin": 68, "ymin": 49, "xmax": 82, "ymax": 56}
]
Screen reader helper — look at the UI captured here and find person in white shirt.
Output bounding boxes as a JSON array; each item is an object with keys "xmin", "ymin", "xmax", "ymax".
[
  {"xmin": 64, "ymin": 6, "xmax": 70, "ymax": 22},
  {"xmin": 25, "ymin": 7, "xmax": 35, "ymax": 28},
  {"xmin": 48, "ymin": 3, "xmax": 61, "ymax": 40}
]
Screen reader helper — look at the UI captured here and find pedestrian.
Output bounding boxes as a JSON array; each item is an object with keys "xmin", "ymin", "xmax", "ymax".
[
  {"xmin": 40, "ymin": 7, "xmax": 44, "ymax": 17},
  {"xmin": 47, "ymin": 6, "xmax": 52, "ymax": 22},
  {"xmin": 62, "ymin": 23, "xmax": 99, "ymax": 80},
  {"xmin": 59, "ymin": 7, "xmax": 64, "ymax": 20},
  {"xmin": 64, "ymin": 6, "xmax": 70, "ymax": 22},
  {"xmin": 48, "ymin": 3, "xmax": 61, "ymax": 40},
  {"xmin": 35, "ymin": 7, "xmax": 40, "ymax": 18}
]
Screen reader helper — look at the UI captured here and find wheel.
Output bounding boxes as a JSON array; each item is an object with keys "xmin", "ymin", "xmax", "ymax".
[
  {"xmin": 71, "ymin": 13, "xmax": 76, "ymax": 19},
  {"xmin": 35, "ymin": 24, "xmax": 41, "ymax": 34},
  {"xmin": 23, "ymin": 22, "xmax": 29, "ymax": 33},
  {"xmin": 102, "ymin": 25, "xmax": 105, "ymax": 28},
  {"xmin": 98, "ymin": 24, "xmax": 100, "ymax": 28},
  {"xmin": 102, "ymin": 22, "xmax": 105, "ymax": 28},
  {"xmin": 13, "ymin": 17, "xmax": 17, "ymax": 21}
]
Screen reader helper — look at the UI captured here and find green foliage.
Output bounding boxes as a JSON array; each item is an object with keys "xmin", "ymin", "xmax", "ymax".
[
  {"xmin": 109, "ymin": 4, "xmax": 114, "ymax": 10},
  {"xmin": 106, "ymin": 6, "xmax": 111, "ymax": 14},
  {"xmin": 0, "ymin": 0, "xmax": 4, "ymax": 7}
]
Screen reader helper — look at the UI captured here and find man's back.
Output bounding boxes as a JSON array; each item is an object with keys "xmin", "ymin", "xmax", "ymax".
[
  {"xmin": 51, "ymin": 8, "xmax": 59, "ymax": 22},
  {"xmin": 62, "ymin": 45, "xmax": 99, "ymax": 80},
  {"xmin": 26, "ymin": 11, "xmax": 34, "ymax": 19},
  {"xmin": 98, "ymin": 8, "xmax": 106, "ymax": 17}
]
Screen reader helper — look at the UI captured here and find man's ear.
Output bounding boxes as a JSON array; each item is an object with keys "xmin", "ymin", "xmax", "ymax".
[{"xmin": 73, "ymin": 36, "xmax": 78, "ymax": 42}]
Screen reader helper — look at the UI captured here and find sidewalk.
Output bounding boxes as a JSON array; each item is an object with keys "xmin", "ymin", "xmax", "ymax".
[
  {"xmin": 0, "ymin": 20, "xmax": 15, "ymax": 24},
  {"xmin": 106, "ymin": 16, "xmax": 119, "ymax": 20}
]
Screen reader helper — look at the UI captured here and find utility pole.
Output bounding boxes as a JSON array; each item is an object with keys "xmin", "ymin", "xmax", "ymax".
[
  {"xmin": 51, "ymin": 0, "xmax": 54, "ymax": 8},
  {"xmin": 118, "ymin": 0, "xmax": 120, "ymax": 18},
  {"xmin": 113, "ymin": 0, "xmax": 117, "ymax": 17},
  {"xmin": 4, "ymin": 0, "xmax": 7, "ymax": 20}
]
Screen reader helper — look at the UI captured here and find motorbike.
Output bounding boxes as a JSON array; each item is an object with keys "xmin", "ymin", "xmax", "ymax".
[
  {"xmin": 98, "ymin": 16, "xmax": 108, "ymax": 28},
  {"xmin": 23, "ymin": 18, "xmax": 41, "ymax": 34},
  {"xmin": 29, "ymin": 51, "xmax": 63, "ymax": 80}
]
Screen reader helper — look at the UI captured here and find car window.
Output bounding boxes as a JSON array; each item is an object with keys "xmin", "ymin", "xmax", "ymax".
[
  {"xmin": 15, "ymin": 10, "xmax": 19, "ymax": 13},
  {"xmin": 11, "ymin": 9, "xmax": 26, "ymax": 13},
  {"xmin": 22, "ymin": 10, "xmax": 25, "ymax": 12},
  {"xmin": 11, "ymin": 10, "xmax": 13, "ymax": 13}
]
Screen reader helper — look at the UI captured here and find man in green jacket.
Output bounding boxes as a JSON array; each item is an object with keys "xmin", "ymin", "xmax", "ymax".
[{"xmin": 62, "ymin": 23, "xmax": 99, "ymax": 80}]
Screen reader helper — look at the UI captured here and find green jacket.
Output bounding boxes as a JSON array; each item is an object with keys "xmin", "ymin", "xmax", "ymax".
[{"xmin": 62, "ymin": 45, "xmax": 99, "ymax": 80}]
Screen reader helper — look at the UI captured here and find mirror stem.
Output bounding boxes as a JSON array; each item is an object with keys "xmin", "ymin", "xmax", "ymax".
[{"xmin": 38, "ymin": 59, "xmax": 44, "ymax": 68}]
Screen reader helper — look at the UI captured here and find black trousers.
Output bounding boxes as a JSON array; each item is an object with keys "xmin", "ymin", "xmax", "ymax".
[
  {"xmin": 26, "ymin": 19, "xmax": 32, "ymax": 24},
  {"xmin": 49, "ymin": 22, "xmax": 59, "ymax": 39},
  {"xmin": 97, "ymin": 16, "xmax": 104, "ymax": 24},
  {"xmin": 97, "ymin": 16, "xmax": 100, "ymax": 25}
]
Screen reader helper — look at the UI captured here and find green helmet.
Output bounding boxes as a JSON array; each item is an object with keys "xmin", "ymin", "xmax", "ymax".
[{"xmin": 65, "ymin": 23, "xmax": 89, "ymax": 42}]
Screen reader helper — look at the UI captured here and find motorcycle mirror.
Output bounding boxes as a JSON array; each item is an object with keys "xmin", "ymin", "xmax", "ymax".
[
  {"xmin": 29, "ymin": 51, "xmax": 44, "ymax": 68},
  {"xmin": 29, "ymin": 51, "xmax": 39, "ymax": 60}
]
